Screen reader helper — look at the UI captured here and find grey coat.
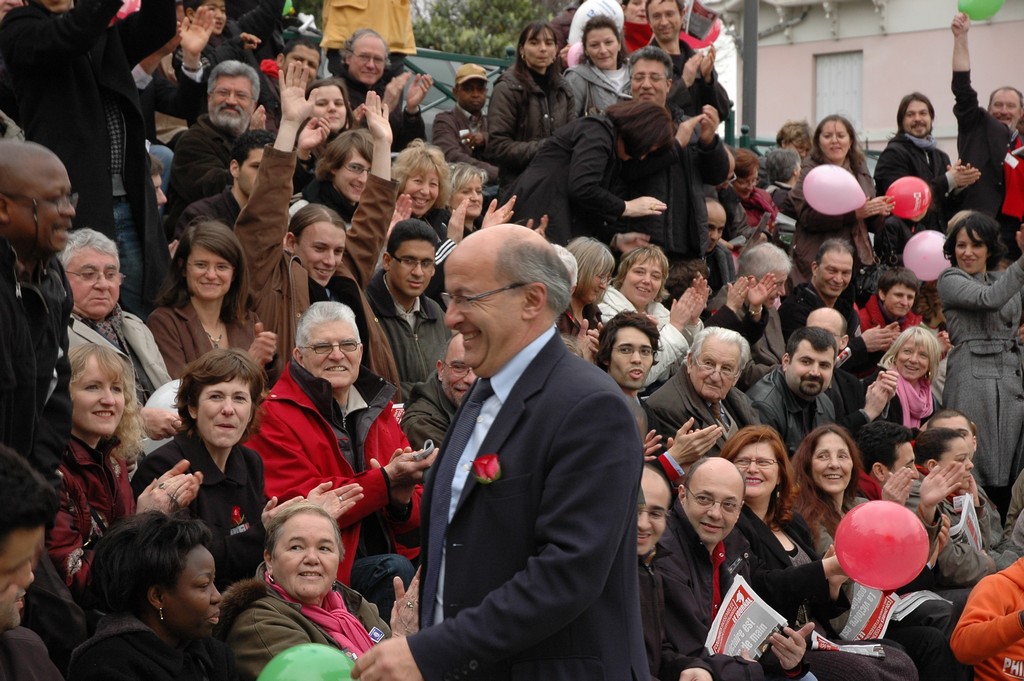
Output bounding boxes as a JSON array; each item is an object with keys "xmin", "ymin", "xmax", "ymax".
[
  {"xmin": 563, "ymin": 63, "xmax": 630, "ymax": 117},
  {"xmin": 938, "ymin": 260, "xmax": 1024, "ymax": 487}
]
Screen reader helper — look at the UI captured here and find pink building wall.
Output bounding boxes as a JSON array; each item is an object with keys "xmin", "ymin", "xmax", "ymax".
[{"xmin": 754, "ymin": 19, "xmax": 1022, "ymax": 157}]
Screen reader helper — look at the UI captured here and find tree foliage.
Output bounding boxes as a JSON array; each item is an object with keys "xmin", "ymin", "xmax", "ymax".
[{"xmin": 413, "ymin": 0, "xmax": 552, "ymax": 58}]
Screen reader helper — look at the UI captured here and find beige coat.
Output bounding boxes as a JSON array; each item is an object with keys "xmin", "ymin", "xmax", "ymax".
[{"xmin": 69, "ymin": 312, "xmax": 171, "ymax": 391}]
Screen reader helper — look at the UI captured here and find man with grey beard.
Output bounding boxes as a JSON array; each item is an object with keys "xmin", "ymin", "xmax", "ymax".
[{"xmin": 165, "ymin": 60, "xmax": 258, "ymax": 233}]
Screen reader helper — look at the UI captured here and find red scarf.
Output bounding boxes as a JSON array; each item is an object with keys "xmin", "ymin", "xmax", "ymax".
[
  {"xmin": 265, "ymin": 573, "xmax": 374, "ymax": 654},
  {"xmin": 710, "ymin": 541, "xmax": 726, "ymax": 618},
  {"xmin": 1003, "ymin": 133, "xmax": 1024, "ymax": 219}
]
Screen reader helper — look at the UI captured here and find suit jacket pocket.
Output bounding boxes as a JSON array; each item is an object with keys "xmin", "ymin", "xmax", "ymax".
[
  {"xmin": 968, "ymin": 340, "xmax": 1007, "ymax": 379},
  {"xmin": 480, "ymin": 473, "xmax": 533, "ymax": 500}
]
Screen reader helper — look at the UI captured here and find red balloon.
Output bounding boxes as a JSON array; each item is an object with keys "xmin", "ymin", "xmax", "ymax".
[
  {"xmin": 885, "ymin": 176, "xmax": 933, "ymax": 220},
  {"xmin": 834, "ymin": 501, "xmax": 929, "ymax": 591}
]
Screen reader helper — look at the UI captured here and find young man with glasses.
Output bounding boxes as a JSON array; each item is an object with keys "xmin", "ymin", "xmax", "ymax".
[
  {"xmin": 595, "ymin": 311, "xmax": 661, "ymax": 443},
  {"xmin": 367, "ymin": 218, "xmax": 449, "ymax": 400},
  {"xmin": 648, "ymin": 327, "xmax": 760, "ymax": 479}
]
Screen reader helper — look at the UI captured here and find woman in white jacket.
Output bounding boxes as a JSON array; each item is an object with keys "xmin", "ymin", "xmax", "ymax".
[{"xmin": 599, "ymin": 245, "xmax": 705, "ymax": 387}]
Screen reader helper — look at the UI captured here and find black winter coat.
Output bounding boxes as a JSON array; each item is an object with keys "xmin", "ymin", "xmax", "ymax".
[
  {"xmin": 873, "ymin": 133, "xmax": 954, "ymax": 233},
  {"xmin": 0, "ymin": 0, "xmax": 173, "ymax": 311},
  {"xmin": 508, "ymin": 115, "xmax": 625, "ymax": 245}
]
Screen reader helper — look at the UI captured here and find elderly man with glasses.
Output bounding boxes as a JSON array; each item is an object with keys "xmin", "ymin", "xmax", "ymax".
[
  {"xmin": 248, "ymin": 300, "xmax": 432, "ymax": 624},
  {"xmin": 647, "ymin": 327, "xmax": 761, "ymax": 481},
  {"xmin": 401, "ymin": 333, "xmax": 476, "ymax": 450}
]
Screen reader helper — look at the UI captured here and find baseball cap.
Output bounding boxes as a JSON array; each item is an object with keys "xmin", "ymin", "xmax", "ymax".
[{"xmin": 455, "ymin": 63, "xmax": 488, "ymax": 87}]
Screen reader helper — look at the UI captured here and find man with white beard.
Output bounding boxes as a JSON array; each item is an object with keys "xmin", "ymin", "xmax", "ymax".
[{"xmin": 165, "ymin": 60, "xmax": 259, "ymax": 232}]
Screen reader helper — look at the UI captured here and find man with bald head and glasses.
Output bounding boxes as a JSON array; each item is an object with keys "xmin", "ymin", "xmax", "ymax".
[
  {"xmin": 0, "ymin": 139, "xmax": 75, "ymax": 490},
  {"xmin": 0, "ymin": 140, "xmax": 87, "ymax": 673},
  {"xmin": 647, "ymin": 326, "xmax": 760, "ymax": 481},
  {"xmin": 401, "ymin": 333, "xmax": 476, "ymax": 451},
  {"xmin": 659, "ymin": 456, "xmax": 814, "ymax": 680}
]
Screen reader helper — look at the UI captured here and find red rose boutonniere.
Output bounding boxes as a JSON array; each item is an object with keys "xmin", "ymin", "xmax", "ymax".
[{"xmin": 472, "ymin": 454, "xmax": 501, "ymax": 484}]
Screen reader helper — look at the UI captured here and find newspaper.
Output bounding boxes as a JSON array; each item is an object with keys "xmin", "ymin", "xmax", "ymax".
[
  {"xmin": 684, "ymin": 0, "xmax": 719, "ymax": 41},
  {"xmin": 810, "ymin": 631, "xmax": 886, "ymax": 658},
  {"xmin": 839, "ymin": 584, "xmax": 899, "ymax": 640},
  {"xmin": 950, "ymin": 493, "xmax": 982, "ymax": 550},
  {"xmin": 840, "ymin": 584, "xmax": 951, "ymax": 639},
  {"xmin": 705, "ymin": 576, "xmax": 787, "ymax": 660},
  {"xmin": 890, "ymin": 590, "xmax": 950, "ymax": 622}
]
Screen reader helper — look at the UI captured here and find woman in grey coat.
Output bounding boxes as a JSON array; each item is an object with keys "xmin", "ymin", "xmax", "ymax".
[
  {"xmin": 564, "ymin": 15, "xmax": 631, "ymax": 117},
  {"xmin": 938, "ymin": 212, "xmax": 1024, "ymax": 508}
]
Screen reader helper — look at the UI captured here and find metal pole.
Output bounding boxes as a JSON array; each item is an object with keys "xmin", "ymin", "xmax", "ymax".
[{"xmin": 741, "ymin": 0, "xmax": 758, "ymax": 138}]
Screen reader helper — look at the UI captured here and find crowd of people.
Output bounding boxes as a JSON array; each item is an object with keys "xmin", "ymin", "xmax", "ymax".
[{"xmin": 1, "ymin": 0, "xmax": 1024, "ymax": 679}]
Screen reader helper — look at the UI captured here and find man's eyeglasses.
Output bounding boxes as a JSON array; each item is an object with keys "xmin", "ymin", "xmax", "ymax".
[
  {"xmin": 614, "ymin": 344, "xmax": 654, "ymax": 358},
  {"xmin": 352, "ymin": 52, "xmax": 386, "ymax": 66},
  {"xmin": 637, "ymin": 506, "xmax": 666, "ymax": 521},
  {"xmin": 631, "ymin": 73, "xmax": 666, "ymax": 84},
  {"xmin": 693, "ymin": 358, "xmax": 739, "ymax": 379},
  {"xmin": 1, "ymin": 192, "xmax": 78, "ymax": 212},
  {"xmin": 302, "ymin": 340, "xmax": 362, "ymax": 355},
  {"xmin": 687, "ymin": 492, "xmax": 741, "ymax": 514},
  {"xmin": 394, "ymin": 256, "xmax": 435, "ymax": 270},
  {"xmin": 442, "ymin": 361, "xmax": 472, "ymax": 377},
  {"xmin": 211, "ymin": 89, "xmax": 253, "ymax": 102},
  {"xmin": 343, "ymin": 162, "xmax": 370, "ymax": 176},
  {"xmin": 442, "ymin": 283, "xmax": 527, "ymax": 308},
  {"xmin": 67, "ymin": 268, "xmax": 125, "ymax": 285}
]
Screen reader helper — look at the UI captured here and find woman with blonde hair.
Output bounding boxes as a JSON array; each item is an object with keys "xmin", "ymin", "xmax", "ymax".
[
  {"xmin": 392, "ymin": 139, "xmax": 451, "ymax": 238},
  {"xmin": 560, "ymin": 237, "xmax": 615, "ymax": 337},
  {"xmin": 47, "ymin": 344, "xmax": 198, "ymax": 604},
  {"xmin": 877, "ymin": 326, "xmax": 942, "ymax": 429},
  {"xmin": 598, "ymin": 244, "xmax": 705, "ymax": 387}
]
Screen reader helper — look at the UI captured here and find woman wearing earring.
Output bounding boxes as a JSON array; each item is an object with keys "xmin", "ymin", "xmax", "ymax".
[{"xmin": 67, "ymin": 513, "xmax": 235, "ymax": 681}]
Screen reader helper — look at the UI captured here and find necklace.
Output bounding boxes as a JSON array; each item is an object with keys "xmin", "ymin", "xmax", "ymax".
[{"xmin": 205, "ymin": 328, "xmax": 223, "ymax": 348}]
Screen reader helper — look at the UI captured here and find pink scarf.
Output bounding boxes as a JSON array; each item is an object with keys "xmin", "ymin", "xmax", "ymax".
[
  {"xmin": 265, "ymin": 573, "xmax": 374, "ymax": 654},
  {"xmin": 895, "ymin": 374, "xmax": 932, "ymax": 429}
]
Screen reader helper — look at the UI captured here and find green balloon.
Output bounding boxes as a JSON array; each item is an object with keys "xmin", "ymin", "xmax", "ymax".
[
  {"xmin": 257, "ymin": 644, "xmax": 355, "ymax": 681},
  {"xmin": 958, "ymin": 0, "xmax": 1003, "ymax": 20},
  {"xmin": 282, "ymin": 0, "xmax": 292, "ymax": 15}
]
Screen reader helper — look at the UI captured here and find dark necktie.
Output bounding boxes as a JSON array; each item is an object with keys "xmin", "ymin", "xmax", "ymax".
[{"xmin": 421, "ymin": 378, "xmax": 494, "ymax": 626}]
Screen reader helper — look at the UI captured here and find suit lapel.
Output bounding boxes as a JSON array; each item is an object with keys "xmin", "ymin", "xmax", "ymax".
[{"xmin": 453, "ymin": 334, "xmax": 565, "ymax": 515}]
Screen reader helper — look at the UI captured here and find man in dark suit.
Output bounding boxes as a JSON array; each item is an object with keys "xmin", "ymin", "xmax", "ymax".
[{"xmin": 353, "ymin": 224, "xmax": 648, "ymax": 681}]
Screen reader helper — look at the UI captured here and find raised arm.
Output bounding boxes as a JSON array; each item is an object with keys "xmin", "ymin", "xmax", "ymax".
[
  {"xmin": 952, "ymin": 13, "xmax": 971, "ymax": 73},
  {"xmin": 938, "ymin": 259, "xmax": 1024, "ymax": 311},
  {"xmin": 342, "ymin": 91, "xmax": 398, "ymax": 288}
]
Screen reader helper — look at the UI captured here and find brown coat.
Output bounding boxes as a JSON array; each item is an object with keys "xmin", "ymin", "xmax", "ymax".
[
  {"xmin": 234, "ymin": 146, "xmax": 401, "ymax": 388},
  {"xmin": 146, "ymin": 301, "xmax": 258, "ymax": 379},
  {"xmin": 789, "ymin": 155, "xmax": 881, "ymax": 286}
]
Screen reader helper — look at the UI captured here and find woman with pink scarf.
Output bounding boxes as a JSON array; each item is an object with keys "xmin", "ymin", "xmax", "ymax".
[
  {"xmin": 216, "ymin": 503, "xmax": 417, "ymax": 681},
  {"xmin": 876, "ymin": 326, "xmax": 942, "ymax": 430}
]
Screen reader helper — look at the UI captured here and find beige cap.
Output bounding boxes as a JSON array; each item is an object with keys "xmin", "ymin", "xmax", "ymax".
[{"xmin": 455, "ymin": 63, "xmax": 488, "ymax": 87}]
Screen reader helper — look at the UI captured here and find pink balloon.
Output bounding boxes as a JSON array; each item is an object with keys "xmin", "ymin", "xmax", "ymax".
[
  {"xmin": 566, "ymin": 42, "xmax": 584, "ymax": 68},
  {"xmin": 886, "ymin": 176, "xmax": 933, "ymax": 220},
  {"xmin": 835, "ymin": 501, "xmax": 929, "ymax": 592},
  {"xmin": 680, "ymin": 18, "xmax": 722, "ymax": 50},
  {"xmin": 802, "ymin": 165, "xmax": 866, "ymax": 216},
  {"xmin": 903, "ymin": 230, "xmax": 950, "ymax": 281}
]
